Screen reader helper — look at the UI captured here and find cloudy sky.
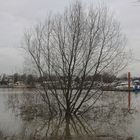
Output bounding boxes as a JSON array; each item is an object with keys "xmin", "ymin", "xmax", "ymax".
[{"xmin": 0, "ymin": 0, "xmax": 140, "ymax": 76}]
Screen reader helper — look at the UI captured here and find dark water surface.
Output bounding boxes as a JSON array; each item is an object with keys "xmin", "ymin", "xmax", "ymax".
[{"xmin": 0, "ymin": 88, "xmax": 140, "ymax": 140}]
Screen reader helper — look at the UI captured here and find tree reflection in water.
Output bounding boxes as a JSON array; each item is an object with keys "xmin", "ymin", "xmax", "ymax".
[{"xmin": 4, "ymin": 91, "xmax": 135, "ymax": 140}]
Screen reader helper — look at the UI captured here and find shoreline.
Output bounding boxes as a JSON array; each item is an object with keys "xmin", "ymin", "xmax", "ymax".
[{"xmin": 0, "ymin": 86, "xmax": 138, "ymax": 92}]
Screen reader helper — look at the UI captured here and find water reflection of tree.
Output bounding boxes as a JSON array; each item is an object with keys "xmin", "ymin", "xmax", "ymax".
[{"xmin": 5, "ymin": 91, "xmax": 134, "ymax": 140}]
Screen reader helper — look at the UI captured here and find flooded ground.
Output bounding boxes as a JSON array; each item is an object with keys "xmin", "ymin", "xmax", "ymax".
[{"xmin": 0, "ymin": 88, "xmax": 140, "ymax": 140}]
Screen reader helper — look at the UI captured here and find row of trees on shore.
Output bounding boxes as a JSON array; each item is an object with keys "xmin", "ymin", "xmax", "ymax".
[
  {"xmin": 0, "ymin": 73, "xmax": 35, "ymax": 86},
  {"xmin": 0, "ymin": 72, "xmax": 116, "ymax": 85}
]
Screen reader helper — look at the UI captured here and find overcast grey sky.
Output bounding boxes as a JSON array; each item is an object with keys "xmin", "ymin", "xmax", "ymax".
[{"xmin": 0, "ymin": 0, "xmax": 140, "ymax": 76}]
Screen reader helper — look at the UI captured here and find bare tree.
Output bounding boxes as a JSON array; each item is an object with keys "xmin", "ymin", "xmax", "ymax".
[{"xmin": 23, "ymin": 1, "xmax": 127, "ymax": 116}]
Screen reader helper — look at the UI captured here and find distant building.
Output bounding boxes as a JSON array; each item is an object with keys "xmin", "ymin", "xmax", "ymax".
[
  {"xmin": 14, "ymin": 81, "xmax": 25, "ymax": 88},
  {"xmin": 133, "ymin": 79, "xmax": 140, "ymax": 85}
]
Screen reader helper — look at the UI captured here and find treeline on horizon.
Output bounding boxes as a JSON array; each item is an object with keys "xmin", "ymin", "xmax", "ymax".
[
  {"xmin": 0, "ymin": 72, "xmax": 139, "ymax": 86},
  {"xmin": 0, "ymin": 72, "xmax": 124, "ymax": 85}
]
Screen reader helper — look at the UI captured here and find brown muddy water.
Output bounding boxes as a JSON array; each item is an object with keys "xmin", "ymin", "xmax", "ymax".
[{"xmin": 0, "ymin": 88, "xmax": 140, "ymax": 140}]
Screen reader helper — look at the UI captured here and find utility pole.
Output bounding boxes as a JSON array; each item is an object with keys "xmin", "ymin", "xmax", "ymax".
[{"xmin": 128, "ymin": 72, "xmax": 131, "ymax": 111}]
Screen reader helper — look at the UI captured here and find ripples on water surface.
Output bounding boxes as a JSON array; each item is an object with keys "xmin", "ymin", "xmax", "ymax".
[{"xmin": 0, "ymin": 88, "xmax": 140, "ymax": 140}]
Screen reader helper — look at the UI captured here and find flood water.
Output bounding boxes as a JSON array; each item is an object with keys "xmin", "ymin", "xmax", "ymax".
[{"xmin": 0, "ymin": 88, "xmax": 140, "ymax": 140}]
